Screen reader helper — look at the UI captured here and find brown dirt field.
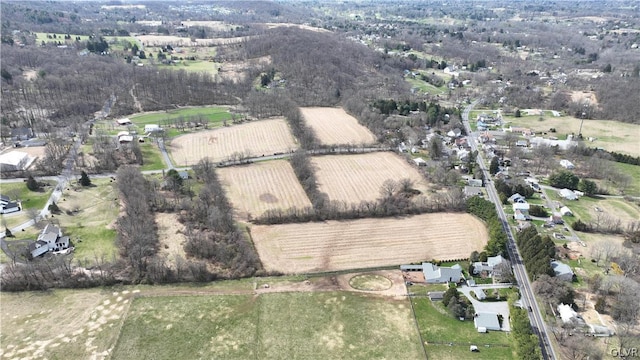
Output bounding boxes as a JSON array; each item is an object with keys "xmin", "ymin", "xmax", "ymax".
[
  {"xmin": 156, "ymin": 213, "xmax": 187, "ymax": 267},
  {"xmin": 264, "ymin": 23, "xmax": 330, "ymax": 33},
  {"xmin": 250, "ymin": 213, "xmax": 488, "ymax": 273},
  {"xmin": 136, "ymin": 35, "xmax": 248, "ymax": 47},
  {"xmin": 2, "ymin": 146, "xmax": 46, "ymax": 159},
  {"xmin": 168, "ymin": 118, "xmax": 298, "ymax": 166},
  {"xmin": 312, "ymin": 152, "xmax": 431, "ymax": 203},
  {"xmin": 300, "ymin": 107, "xmax": 377, "ymax": 146},
  {"xmin": 218, "ymin": 160, "xmax": 312, "ymax": 220},
  {"xmin": 570, "ymin": 90, "xmax": 599, "ymax": 107},
  {"xmin": 180, "ymin": 21, "xmax": 233, "ymax": 31},
  {"xmin": 218, "ymin": 56, "xmax": 271, "ymax": 83}
]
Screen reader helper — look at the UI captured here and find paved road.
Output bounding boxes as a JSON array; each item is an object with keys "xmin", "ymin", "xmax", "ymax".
[{"xmin": 462, "ymin": 100, "xmax": 557, "ymax": 360}]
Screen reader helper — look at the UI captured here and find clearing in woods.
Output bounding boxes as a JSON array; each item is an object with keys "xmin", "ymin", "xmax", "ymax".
[
  {"xmin": 168, "ymin": 118, "xmax": 298, "ymax": 166},
  {"xmin": 156, "ymin": 212, "xmax": 188, "ymax": 267},
  {"xmin": 250, "ymin": 213, "xmax": 488, "ymax": 273},
  {"xmin": 312, "ymin": 152, "xmax": 431, "ymax": 204},
  {"xmin": 300, "ymin": 107, "xmax": 377, "ymax": 146},
  {"xmin": 217, "ymin": 160, "xmax": 312, "ymax": 220},
  {"xmin": 111, "ymin": 291, "xmax": 422, "ymax": 360}
]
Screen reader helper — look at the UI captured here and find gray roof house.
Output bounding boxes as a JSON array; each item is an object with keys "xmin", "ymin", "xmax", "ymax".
[
  {"xmin": 559, "ymin": 188, "xmax": 578, "ymax": 200},
  {"xmin": 423, "ymin": 263, "xmax": 463, "ymax": 283},
  {"xmin": 472, "ymin": 255, "xmax": 506, "ymax": 277},
  {"xmin": 427, "ymin": 291, "xmax": 445, "ymax": 301},
  {"xmin": 474, "ymin": 312, "xmax": 501, "ymax": 332},
  {"xmin": 551, "ymin": 260, "xmax": 574, "ymax": 281},
  {"xmin": 29, "ymin": 224, "xmax": 71, "ymax": 258}
]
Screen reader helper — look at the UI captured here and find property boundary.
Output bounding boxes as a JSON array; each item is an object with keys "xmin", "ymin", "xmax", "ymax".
[{"xmin": 408, "ymin": 289, "xmax": 429, "ymax": 360}]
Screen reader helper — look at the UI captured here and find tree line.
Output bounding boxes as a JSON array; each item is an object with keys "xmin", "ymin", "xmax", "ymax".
[
  {"xmin": 515, "ymin": 227, "xmax": 555, "ymax": 280},
  {"xmin": 465, "ymin": 196, "xmax": 508, "ymax": 257}
]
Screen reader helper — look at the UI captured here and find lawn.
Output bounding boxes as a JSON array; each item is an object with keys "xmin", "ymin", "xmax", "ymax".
[
  {"xmin": 406, "ymin": 77, "xmax": 446, "ymax": 95},
  {"xmin": 0, "ymin": 181, "xmax": 53, "ymax": 211},
  {"xmin": 612, "ymin": 162, "xmax": 640, "ymax": 196},
  {"xmin": 139, "ymin": 142, "xmax": 166, "ymax": 171},
  {"xmin": 413, "ymin": 298, "xmax": 516, "ymax": 359},
  {"xmin": 129, "ymin": 106, "xmax": 232, "ymax": 128},
  {"xmin": 112, "ymin": 291, "xmax": 423, "ymax": 360}
]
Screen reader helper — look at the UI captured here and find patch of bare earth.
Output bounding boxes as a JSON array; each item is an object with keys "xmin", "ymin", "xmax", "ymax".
[
  {"xmin": 312, "ymin": 152, "xmax": 431, "ymax": 204},
  {"xmin": 168, "ymin": 118, "xmax": 297, "ymax": 166},
  {"xmin": 300, "ymin": 107, "xmax": 377, "ymax": 146},
  {"xmin": 217, "ymin": 160, "xmax": 312, "ymax": 220},
  {"xmin": 156, "ymin": 213, "xmax": 187, "ymax": 267},
  {"xmin": 250, "ymin": 213, "xmax": 488, "ymax": 273}
]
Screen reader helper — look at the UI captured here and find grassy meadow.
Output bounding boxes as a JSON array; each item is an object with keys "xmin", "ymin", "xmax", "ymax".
[{"xmin": 112, "ymin": 291, "xmax": 422, "ymax": 360}]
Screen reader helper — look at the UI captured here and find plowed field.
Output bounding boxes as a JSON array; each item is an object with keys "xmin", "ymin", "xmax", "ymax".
[
  {"xmin": 300, "ymin": 107, "xmax": 377, "ymax": 145},
  {"xmin": 312, "ymin": 152, "xmax": 431, "ymax": 203},
  {"xmin": 168, "ymin": 118, "xmax": 297, "ymax": 166},
  {"xmin": 218, "ymin": 160, "xmax": 312, "ymax": 219},
  {"xmin": 250, "ymin": 213, "xmax": 488, "ymax": 273}
]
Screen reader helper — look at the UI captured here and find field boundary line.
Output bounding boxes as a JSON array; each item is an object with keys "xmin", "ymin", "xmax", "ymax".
[
  {"xmin": 408, "ymin": 289, "xmax": 429, "ymax": 360},
  {"xmin": 106, "ymin": 294, "xmax": 135, "ymax": 360}
]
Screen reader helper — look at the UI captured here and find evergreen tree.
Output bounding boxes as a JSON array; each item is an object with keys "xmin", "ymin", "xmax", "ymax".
[
  {"xmin": 26, "ymin": 175, "xmax": 40, "ymax": 191},
  {"xmin": 489, "ymin": 156, "xmax": 500, "ymax": 175},
  {"xmin": 79, "ymin": 171, "xmax": 92, "ymax": 186}
]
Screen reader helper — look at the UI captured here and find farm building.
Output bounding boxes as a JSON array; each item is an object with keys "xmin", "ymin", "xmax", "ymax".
[
  {"xmin": 474, "ymin": 313, "xmax": 501, "ymax": 332},
  {"xmin": 117, "ymin": 118, "xmax": 132, "ymax": 125},
  {"xmin": 427, "ymin": 291, "xmax": 444, "ymax": 301},
  {"xmin": 400, "ymin": 262, "xmax": 463, "ymax": 283},
  {"xmin": 28, "ymin": 224, "xmax": 71, "ymax": 258},
  {"xmin": 0, "ymin": 151, "xmax": 35, "ymax": 172},
  {"xmin": 560, "ymin": 206, "xmax": 573, "ymax": 216},
  {"xmin": 144, "ymin": 124, "xmax": 162, "ymax": 133},
  {"xmin": 473, "ymin": 289, "xmax": 487, "ymax": 300},
  {"xmin": 551, "ymin": 261, "xmax": 574, "ymax": 281}
]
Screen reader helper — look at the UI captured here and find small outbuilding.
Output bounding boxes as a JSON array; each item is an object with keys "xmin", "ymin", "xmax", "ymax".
[
  {"xmin": 474, "ymin": 313, "xmax": 501, "ymax": 332},
  {"xmin": 116, "ymin": 118, "xmax": 132, "ymax": 126},
  {"xmin": 0, "ymin": 151, "xmax": 35, "ymax": 172}
]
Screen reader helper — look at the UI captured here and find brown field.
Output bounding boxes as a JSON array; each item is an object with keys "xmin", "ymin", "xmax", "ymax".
[
  {"xmin": 250, "ymin": 213, "xmax": 488, "ymax": 273},
  {"xmin": 168, "ymin": 118, "xmax": 298, "ymax": 166},
  {"xmin": 217, "ymin": 160, "xmax": 312, "ymax": 219},
  {"xmin": 180, "ymin": 21, "xmax": 233, "ymax": 31},
  {"xmin": 300, "ymin": 107, "xmax": 377, "ymax": 146},
  {"xmin": 136, "ymin": 35, "xmax": 249, "ymax": 47},
  {"xmin": 264, "ymin": 23, "xmax": 331, "ymax": 33},
  {"xmin": 312, "ymin": 152, "xmax": 431, "ymax": 203},
  {"xmin": 218, "ymin": 56, "xmax": 271, "ymax": 83},
  {"xmin": 156, "ymin": 212, "xmax": 188, "ymax": 267}
]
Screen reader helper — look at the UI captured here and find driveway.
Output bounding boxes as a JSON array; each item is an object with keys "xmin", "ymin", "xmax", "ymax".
[{"xmin": 458, "ymin": 284, "xmax": 511, "ymax": 331}]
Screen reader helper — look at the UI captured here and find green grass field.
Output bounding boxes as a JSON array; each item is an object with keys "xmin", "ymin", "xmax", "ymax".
[
  {"xmin": 406, "ymin": 77, "xmax": 446, "ymax": 95},
  {"xmin": 139, "ymin": 143, "xmax": 166, "ymax": 171},
  {"xmin": 112, "ymin": 291, "xmax": 423, "ymax": 360},
  {"xmin": 413, "ymin": 297, "xmax": 516, "ymax": 359},
  {"xmin": 0, "ymin": 181, "xmax": 53, "ymax": 211},
  {"xmin": 613, "ymin": 162, "xmax": 640, "ymax": 196},
  {"xmin": 34, "ymin": 32, "xmax": 138, "ymax": 47},
  {"xmin": 129, "ymin": 106, "xmax": 232, "ymax": 128}
]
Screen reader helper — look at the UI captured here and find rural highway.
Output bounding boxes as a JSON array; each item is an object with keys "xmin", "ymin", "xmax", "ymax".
[{"xmin": 462, "ymin": 100, "xmax": 558, "ymax": 360}]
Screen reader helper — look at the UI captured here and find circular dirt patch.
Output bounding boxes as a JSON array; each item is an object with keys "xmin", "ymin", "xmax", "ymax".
[
  {"xmin": 348, "ymin": 274, "xmax": 392, "ymax": 291},
  {"xmin": 259, "ymin": 193, "xmax": 278, "ymax": 203}
]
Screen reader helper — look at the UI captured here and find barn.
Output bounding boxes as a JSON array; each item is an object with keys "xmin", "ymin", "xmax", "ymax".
[{"xmin": 0, "ymin": 151, "xmax": 34, "ymax": 172}]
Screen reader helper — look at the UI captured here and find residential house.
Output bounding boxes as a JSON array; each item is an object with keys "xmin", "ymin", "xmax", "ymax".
[
  {"xmin": 10, "ymin": 127, "xmax": 34, "ymax": 141},
  {"xmin": 413, "ymin": 157, "xmax": 427, "ymax": 167},
  {"xmin": 557, "ymin": 303, "xmax": 584, "ymax": 324},
  {"xmin": 467, "ymin": 178, "xmax": 483, "ymax": 187},
  {"xmin": 551, "ymin": 260, "xmax": 574, "ymax": 281},
  {"xmin": 550, "ymin": 213, "xmax": 564, "ymax": 224},
  {"xmin": 464, "ymin": 186, "xmax": 483, "ymax": 198},
  {"xmin": 0, "ymin": 194, "xmax": 21, "ymax": 214},
  {"xmin": 508, "ymin": 193, "xmax": 526, "ymax": 203},
  {"xmin": 559, "ymin": 159, "xmax": 575, "ymax": 169},
  {"xmin": 116, "ymin": 118, "xmax": 132, "ymax": 126},
  {"xmin": 402, "ymin": 263, "xmax": 463, "ymax": 283},
  {"xmin": 423, "ymin": 263, "xmax": 463, "ymax": 283},
  {"xmin": 447, "ymin": 128, "xmax": 462, "ymax": 139},
  {"xmin": 472, "ymin": 255, "xmax": 507, "ymax": 278},
  {"xmin": 559, "ymin": 188, "xmax": 578, "ymax": 200},
  {"xmin": 0, "ymin": 151, "xmax": 35, "ymax": 172},
  {"xmin": 516, "ymin": 140, "xmax": 529, "ymax": 148},
  {"xmin": 474, "ymin": 312, "xmax": 501, "ymax": 332},
  {"xmin": 29, "ymin": 224, "xmax": 71, "ymax": 258}
]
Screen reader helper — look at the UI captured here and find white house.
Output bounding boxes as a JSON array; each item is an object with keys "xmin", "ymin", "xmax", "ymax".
[
  {"xmin": 116, "ymin": 118, "xmax": 132, "ymax": 126},
  {"xmin": 559, "ymin": 188, "xmax": 578, "ymax": 200},
  {"xmin": 508, "ymin": 193, "xmax": 527, "ymax": 203},
  {"xmin": 144, "ymin": 124, "xmax": 162, "ymax": 133},
  {"xmin": 559, "ymin": 159, "xmax": 575, "ymax": 169},
  {"xmin": 472, "ymin": 255, "xmax": 507, "ymax": 277},
  {"xmin": 0, "ymin": 151, "xmax": 35, "ymax": 172},
  {"xmin": 413, "ymin": 157, "xmax": 427, "ymax": 166},
  {"xmin": 29, "ymin": 224, "xmax": 71, "ymax": 258},
  {"xmin": 560, "ymin": 206, "xmax": 573, "ymax": 216}
]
